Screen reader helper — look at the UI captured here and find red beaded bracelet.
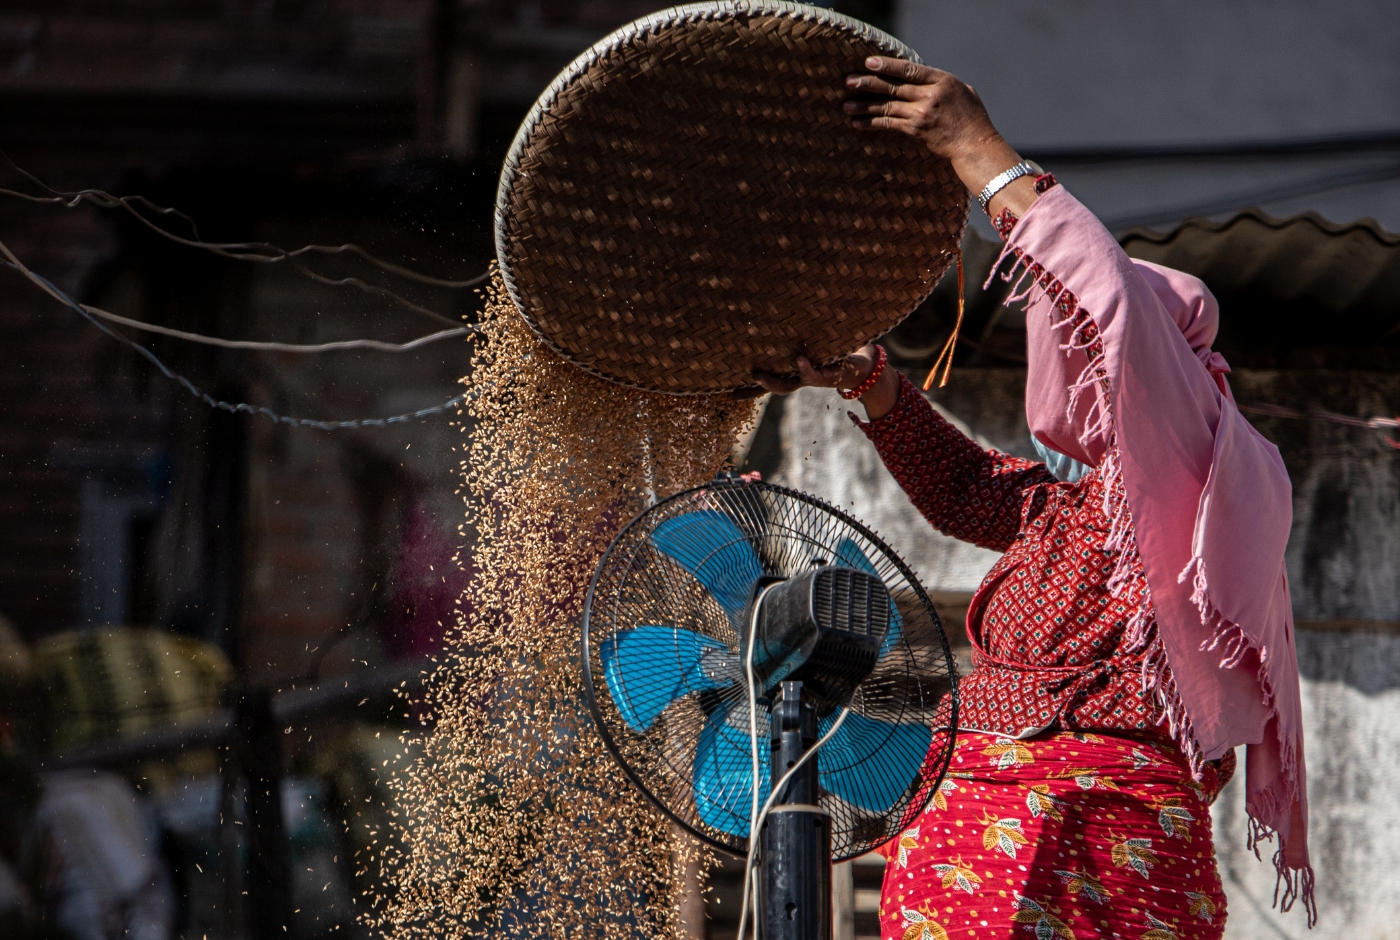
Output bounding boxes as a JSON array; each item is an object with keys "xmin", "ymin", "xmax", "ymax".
[{"xmin": 839, "ymin": 345, "xmax": 887, "ymax": 400}]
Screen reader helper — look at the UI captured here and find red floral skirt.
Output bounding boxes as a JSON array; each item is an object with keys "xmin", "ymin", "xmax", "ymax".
[{"xmin": 877, "ymin": 731, "xmax": 1228, "ymax": 940}]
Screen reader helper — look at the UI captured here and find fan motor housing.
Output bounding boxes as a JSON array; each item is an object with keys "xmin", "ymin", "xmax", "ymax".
[{"xmin": 748, "ymin": 566, "xmax": 888, "ymax": 711}]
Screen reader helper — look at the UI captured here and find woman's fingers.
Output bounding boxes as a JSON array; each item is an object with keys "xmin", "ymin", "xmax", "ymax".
[
  {"xmin": 843, "ymin": 74, "xmax": 917, "ymax": 99},
  {"xmin": 752, "ymin": 370, "xmax": 803, "ymax": 395},
  {"xmin": 843, "ymin": 58, "xmax": 938, "ymax": 136},
  {"xmin": 864, "ymin": 56, "xmax": 944, "ymax": 86},
  {"xmin": 752, "ymin": 359, "xmax": 842, "ymax": 395},
  {"xmin": 845, "ymin": 59, "xmax": 947, "ymax": 99},
  {"xmin": 841, "ymin": 56, "xmax": 1004, "ymax": 168},
  {"xmin": 850, "ymin": 113, "xmax": 912, "ymax": 133},
  {"xmin": 794, "ymin": 356, "xmax": 828, "ymax": 386},
  {"xmin": 796, "ymin": 355, "xmax": 855, "ymax": 387},
  {"xmin": 843, "ymin": 98, "xmax": 918, "ymax": 119}
]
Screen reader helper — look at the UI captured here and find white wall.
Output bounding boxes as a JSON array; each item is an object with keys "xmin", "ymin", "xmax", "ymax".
[
  {"xmin": 894, "ymin": 0, "xmax": 1400, "ymax": 232},
  {"xmin": 1213, "ymin": 629, "xmax": 1400, "ymax": 940}
]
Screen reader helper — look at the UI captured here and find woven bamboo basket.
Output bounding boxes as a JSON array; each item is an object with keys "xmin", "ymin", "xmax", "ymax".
[{"xmin": 495, "ymin": 1, "xmax": 969, "ymax": 395}]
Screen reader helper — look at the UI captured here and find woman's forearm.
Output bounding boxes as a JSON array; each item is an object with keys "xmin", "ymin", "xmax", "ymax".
[
  {"xmin": 951, "ymin": 139, "xmax": 1039, "ymax": 219},
  {"xmin": 857, "ymin": 373, "xmax": 1050, "ymax": 551}
]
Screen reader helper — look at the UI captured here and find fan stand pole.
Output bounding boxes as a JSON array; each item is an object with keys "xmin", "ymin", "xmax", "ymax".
[{"xmin": 761, "ymin": 681, "xmax": 832, "ymax": 940}]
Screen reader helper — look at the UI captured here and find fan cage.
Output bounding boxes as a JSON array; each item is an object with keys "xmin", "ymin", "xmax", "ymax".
[{"xmin": 581, "ymin": 479, "xmax": 959, "ymax": 860}]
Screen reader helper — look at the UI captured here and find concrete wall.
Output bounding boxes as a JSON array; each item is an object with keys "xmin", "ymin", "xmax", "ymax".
[
  {"xmin": 756, "ymin": 365, "xmax": 1400, "ymax": 939},
  {"xmin": 894, "ymin": 0, "xmax": 1400, "ymax": 232},
  {"xmin": 1212, "ymin": 369, "xmax": 1400, "ymax": 939},
  {"xmin": 1214, "ymin": 628, "xmax": 1400, "ymax": 940}
]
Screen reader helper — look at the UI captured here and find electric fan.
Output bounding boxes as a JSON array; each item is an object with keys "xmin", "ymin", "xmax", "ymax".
[{"xmin": 582, "ymin": 477, "xmax": 959, "ymax": 940}]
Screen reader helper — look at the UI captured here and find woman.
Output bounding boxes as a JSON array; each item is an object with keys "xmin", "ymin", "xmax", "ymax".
[{"xmin": 755, "ymin": 57, "xmax": 1313, "ymax": 940}]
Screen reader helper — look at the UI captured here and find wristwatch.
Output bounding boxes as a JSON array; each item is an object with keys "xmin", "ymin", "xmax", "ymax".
[{"xmin": 976, "ymin": 159, "xmax": 1044, "ymax": 211}]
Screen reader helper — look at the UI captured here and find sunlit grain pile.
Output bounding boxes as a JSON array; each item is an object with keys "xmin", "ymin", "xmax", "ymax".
[{"xmin": 371, "ymin": 268, "xmax": 760, "ymax": 940}]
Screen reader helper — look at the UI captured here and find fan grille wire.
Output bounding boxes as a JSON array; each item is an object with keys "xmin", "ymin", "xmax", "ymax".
[{"xmin": 582, "ymin": 480, "xmax": 959, "ymax": 860}]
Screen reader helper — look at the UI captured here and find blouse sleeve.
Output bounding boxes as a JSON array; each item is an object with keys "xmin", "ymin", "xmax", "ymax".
[{"xmin": 850, "ymin": 372, "xmax": 1055, "ymax": 552}]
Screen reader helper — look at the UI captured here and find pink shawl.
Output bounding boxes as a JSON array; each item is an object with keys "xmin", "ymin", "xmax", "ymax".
[{"xmin": 999, "ymin": 185, "xmax": 1313, "ymax": 920}]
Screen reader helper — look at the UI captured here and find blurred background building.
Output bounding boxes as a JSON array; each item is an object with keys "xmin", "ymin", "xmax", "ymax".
[
  {"xmin": 0, "ymin": 2, "xmax": 676, "ymax": 937},
  {"xmin": 0, "ymin": 1, "xmax": 1395, "ymax": 939}
]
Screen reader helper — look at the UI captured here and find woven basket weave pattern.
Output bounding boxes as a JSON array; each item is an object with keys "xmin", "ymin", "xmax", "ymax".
[{"xmin": 496, "ymin": 1, "xmax": 969, "ymax": 394}]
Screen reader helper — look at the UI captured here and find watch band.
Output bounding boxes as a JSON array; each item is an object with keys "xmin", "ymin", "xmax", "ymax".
[{"xmin": 976, "ymin": 160, "xmax": 1044, "ymax": 211}]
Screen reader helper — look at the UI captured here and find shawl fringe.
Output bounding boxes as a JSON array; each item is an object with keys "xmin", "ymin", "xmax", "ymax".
[
  {"xmin": 1248, "ymin": 819, "xmax": 1319, "ymax": 928},
  {"xmin": 1189, "ymin": 555, "xmax": 1314, "ymax": 922}
]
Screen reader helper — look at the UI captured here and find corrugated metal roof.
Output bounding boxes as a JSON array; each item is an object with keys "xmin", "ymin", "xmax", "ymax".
[
  {"xmin": 1121, "ymin": 211, "xmax": 1400, "ymax": 364},
  {"xmin": 887, "ymin": 211, "xmax": 1400, "ymax": 371}
]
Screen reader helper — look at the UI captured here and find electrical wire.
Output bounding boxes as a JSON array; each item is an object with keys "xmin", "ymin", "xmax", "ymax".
[
  {"xmin": 0, "ymin": 151, "xmax": 489, "ymax": 327},
  {"xmin": 1, "ymin": 237, "xmax": 471, "ymax": 431},
  {"xmin": 1241, "ymin": 402, "xmax": 1400, "ymax": 449},
  {"xmin": 1024, "ymin": 128, "xmax": 1400, "ymax": 166},
  {"xmin": 0, "ymin": 153, "xmax": 484, "ymax": 352},
  {"xmin": 737, "ymin": 702, "xmax": 853, "ymax": 940},
  {"xmin": 0, "ymin": 150, "xmax": 489, "ymax": 287},
  {"xmin": 737, "ymin": 595, "xmax": 765, "ymax": 940},
  {"xmin": 291, "ymin": 264, "xmax": 466, "ymax": 327},
  {"xmin": 1240, "ymin": 402, "xmax": 1399, "ymax": 430},
  {"xmin": 79, "ymin": 301, "xmax": 476, "ymax": 353}
]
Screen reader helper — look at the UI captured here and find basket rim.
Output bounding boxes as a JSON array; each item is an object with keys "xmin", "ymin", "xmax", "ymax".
[{"xmin": 492, "ymin": 1, "xmax": 926, "ymax": 396}]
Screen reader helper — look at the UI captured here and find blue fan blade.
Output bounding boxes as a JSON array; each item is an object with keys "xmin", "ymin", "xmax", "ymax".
[
  {"xmin": 694, "ymin": 705, "xmax": 770, "ymax": 837},
  {"xmin": 600, "ymin": 626, "xmax": 731, "ymax": 733},
  {"xmin": 651, "ymin": 511, "xmax": 764, "ymax": 623},
  {"xmin": 834, "ymin": 538, "xmax": 902, "ymax": 659},
  {"xmin": 818, "ymin": 711, "xmax": 932, "ymax": 814}
]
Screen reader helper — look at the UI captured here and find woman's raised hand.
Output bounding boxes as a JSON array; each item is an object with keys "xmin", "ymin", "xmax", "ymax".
[
  {"xmin": 843, "ymin": 57, "xmax": 1037, "ymax": 218},
  {"xmin": 743, "ymin": 61, "xmax": 1039, "ymax": 420},
  {"xmin": 843, "ymin": 58, "xmax": 999, "ymax": 162}
]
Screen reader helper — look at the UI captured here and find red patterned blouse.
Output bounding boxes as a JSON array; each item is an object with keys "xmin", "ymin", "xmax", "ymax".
[{"xmin": 853, "ymin": 372, "xmax": 1166, "ymax": 739}]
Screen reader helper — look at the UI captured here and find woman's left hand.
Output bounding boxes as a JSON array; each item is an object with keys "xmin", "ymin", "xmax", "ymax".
[
  {"xmin": 753, "ymin": 345, "xmax": 900, "ymax": 419},
  {"xmin": 753, "ymin": 346, "xmax": 877, "ymax": 394}
]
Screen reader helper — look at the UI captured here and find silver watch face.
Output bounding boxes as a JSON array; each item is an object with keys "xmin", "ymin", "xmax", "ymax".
[{"xmin": 1024, "ymin": 160, "xmax": 1044, "ymax": 176}]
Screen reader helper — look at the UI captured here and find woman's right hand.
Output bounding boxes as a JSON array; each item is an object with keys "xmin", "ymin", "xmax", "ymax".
[
  {"xmin": 842, "ymin": 57, "xmax": 1038, "ymax": 219},
  {"xmin": 752, "ymin": 344, "xmax": 901, "ymax": 419}
]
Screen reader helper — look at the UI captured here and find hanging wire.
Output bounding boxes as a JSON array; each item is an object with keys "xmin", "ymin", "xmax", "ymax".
[
  {"xmin": 1240, "ymin": 402, "xmax": 1400, "ymax": 449},
  {"xmin": 1240, "ymin": 402, "xmax": 1399, "ymax": 430},
  {"xmin": 1103, "ymin": 160, "xmax": 1400, "ymax": 232},
  {"xmin": 1, "ymin": 238, "xmax": 471, "ymax": 431},
  {"xmin": 79, "ymin": 302, "xmax": 476, "ymax": 353},
  {"xmin": 290, "ymin": 265, "xmax": 466, "ymax": 327},
  {"xmin": 0, "ymin": 150, "xmax": 489, "ymax": 327}
]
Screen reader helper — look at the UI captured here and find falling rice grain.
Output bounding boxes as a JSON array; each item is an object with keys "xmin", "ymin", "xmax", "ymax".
[{"xmin": 370, "ymin": 268, "xmax": 759, "ymax": 940}]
